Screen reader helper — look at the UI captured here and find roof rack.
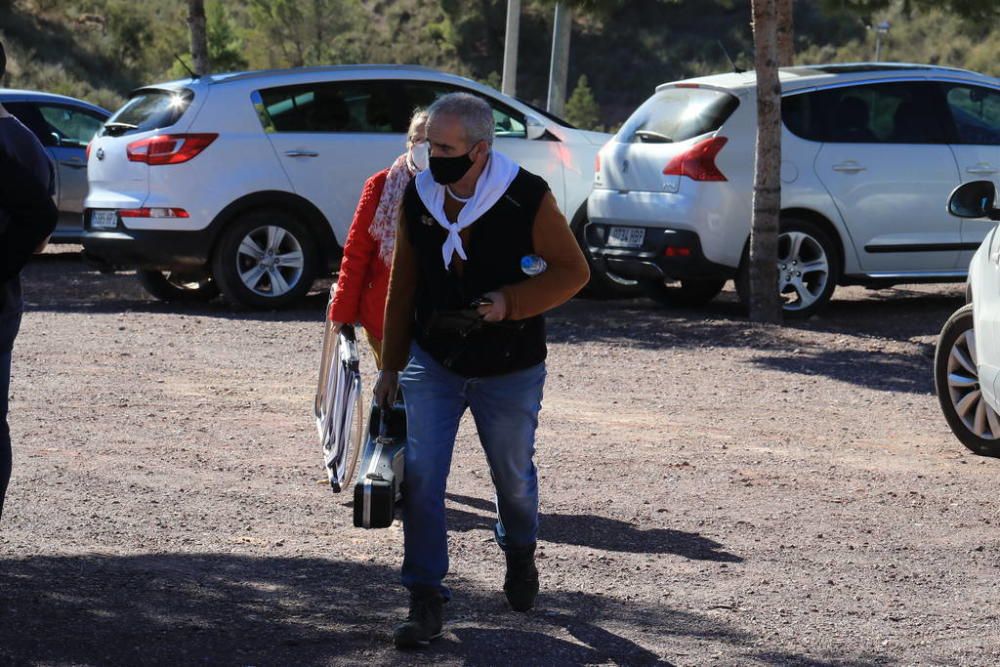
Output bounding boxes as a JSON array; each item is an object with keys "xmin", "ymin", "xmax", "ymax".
[
  {"xmin": 207, "ymin": 63, "xmax": 442, "ymax": 85},
  {"xmin": 783, "ymin": 62, "xmax": 977, "ymax": 76}
]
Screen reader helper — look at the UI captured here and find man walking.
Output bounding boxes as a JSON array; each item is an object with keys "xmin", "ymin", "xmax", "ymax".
[
  {"xmin": 0, "ymin": 41, "xmax": 58, "ymax": 523},
  {"xmin": 374, "ymin": 93, "xmax": 589, "ymax": 648}
]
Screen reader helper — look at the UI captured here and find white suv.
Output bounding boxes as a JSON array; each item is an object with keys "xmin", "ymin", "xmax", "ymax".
[
  {"xmin": 83, "ymin": 65, "xmax": 608, "ymax": 308},
  {"xmin": 936, "ymin": 180, "xmax": 1000, "ymax": 456},
  {"xmin": 587, "ymin": 63, "xmax": 1000, "ymax": 317}
]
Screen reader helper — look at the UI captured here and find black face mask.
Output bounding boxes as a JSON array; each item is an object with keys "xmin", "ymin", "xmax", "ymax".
[{"xmin": 429, "ymin": 147, "xmax": 476, "ymax": 185}]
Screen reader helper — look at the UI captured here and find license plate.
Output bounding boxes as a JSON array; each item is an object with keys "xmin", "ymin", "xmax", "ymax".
[
  {"xmin": 607, "ymin": 226, "xmax": 645, "ymax": 248},
  {"xmin": 90, "ymin": 210, "xmax": 118, "ymax": 229}
]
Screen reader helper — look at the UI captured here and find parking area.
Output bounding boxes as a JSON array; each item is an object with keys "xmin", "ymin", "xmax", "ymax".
[{"xmin": 2, "ymin": 248, "xmax": 999, "ymax": 666}]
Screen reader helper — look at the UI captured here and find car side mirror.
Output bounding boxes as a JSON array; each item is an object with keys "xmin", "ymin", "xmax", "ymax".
[
  {"xmin": 949, "ymin": 180, "xmax": 1000, "ymax": 220},
  {"xmin": 525, "ymin": 115, "xmax": 546, "ymax": 141}
]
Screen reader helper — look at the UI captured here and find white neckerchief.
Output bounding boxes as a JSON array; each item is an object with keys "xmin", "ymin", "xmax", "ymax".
[{"xmin": 415, "ymin": 149, "xmax": 520, "ymax": 268}]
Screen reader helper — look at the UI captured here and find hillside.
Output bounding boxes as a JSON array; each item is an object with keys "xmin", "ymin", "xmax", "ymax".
[{"xmin": 0, "ymin": 0, "xmax": 997, "ymax": 125}]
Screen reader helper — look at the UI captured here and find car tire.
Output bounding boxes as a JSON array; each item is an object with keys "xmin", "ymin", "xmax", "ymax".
[
  {"xmin": 137, "ymin": 269, "xmax": 220, "ymax": 303},
  {"xmin": 642, "ymin": 278, "xmax": 726, "ymax": 308},
  {"xmin": 934, "ymin": 304, "xmax": 1000, "ymax": 456},
  {"xmin": 212, "ymin": 209, "xmax": 319, "ymax": 309},
  {"xmin": 572, "ymin": 213, "xmax": 641, "ymax": 300},
  {"xmin": 735, "ymin": 218, "xmax": 840, "ymax": 320}
]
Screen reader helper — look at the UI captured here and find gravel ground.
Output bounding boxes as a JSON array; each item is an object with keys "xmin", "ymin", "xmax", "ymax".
[{"xmin": 1, "ymin": 247, "xmax": 995, "ymax": 667}]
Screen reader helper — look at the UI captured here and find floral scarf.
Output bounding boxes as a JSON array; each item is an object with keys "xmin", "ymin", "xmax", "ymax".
[{"xmin": 370, "ymin": 152, "xmax": 417, "ymax": 267}]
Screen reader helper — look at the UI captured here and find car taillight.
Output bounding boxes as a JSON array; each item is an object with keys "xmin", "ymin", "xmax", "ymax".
[
  {"xmin": 118, "ymin": 207, "xmax": 190, "ymax": 218},
  {"xmin": 85, "ymin": 141, "xmax": 92, "ymax": 161},
  {"xmin": 126, "ymin": 133, "xmax": 218, "ymax": 165},
  {"xmin": 662, "ymin": 136, "xmax": 728, "ymax": 182},
  {"xmin": 595, "ymin": 152, "xmax": 601, "ymax": 173}
]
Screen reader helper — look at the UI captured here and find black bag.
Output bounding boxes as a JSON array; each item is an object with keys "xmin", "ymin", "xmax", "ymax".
[{"xmin": 352, "ymin": 401, "xmax": 406, "ymax": 529}]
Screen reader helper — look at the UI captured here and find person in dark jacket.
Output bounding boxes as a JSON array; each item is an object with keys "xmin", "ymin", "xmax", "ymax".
[
  {"xmin": 0, "ymin": 40, "xmax": 59, "ymax": 523},
  {"xmin": 374, "ymin": 93, "xmax": 589, "ymax": 648}
]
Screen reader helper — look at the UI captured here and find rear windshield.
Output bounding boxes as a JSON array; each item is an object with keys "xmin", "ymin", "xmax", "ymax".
[
  {"xmin": 101, "ymin": 89, "xmax": 194, "ymax": 137},
  {"xmin": 620, "ymin": 87, "xmax": 739, "ymax": 144}
]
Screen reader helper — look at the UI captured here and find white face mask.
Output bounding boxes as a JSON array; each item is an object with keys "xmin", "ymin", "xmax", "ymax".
[{"xmin": 409, "ymin": 141, "xmax": 429, "ymax": 172}]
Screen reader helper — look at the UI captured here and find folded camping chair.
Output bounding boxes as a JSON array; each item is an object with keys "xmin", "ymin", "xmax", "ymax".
[{"xmin": 315, "ymin": 299, "xmax": 364, "ymax": 493}]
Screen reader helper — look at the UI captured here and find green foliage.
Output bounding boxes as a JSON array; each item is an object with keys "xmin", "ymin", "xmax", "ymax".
[
  {"xmin": 823, "ymin": 0, "xmax": 998, "ymax": 23},
  {"xmin": 104, "ymin": 1, "xmax": 151, "ymax": 68},
  {"xmin": 480, "ymin": 71, "xmax": 502, "ymax": 90},
  {"xmin": 245, "ymin": 0, "xmax": 364, "ymax": 68},
  {"xmin": 798, "ymin": 3, "xmax": 1000, "ymax": 77},
  {"xmin": 564, "ymin": 74, "xmax": 600, "ymax": 129},
  {"xmin": 168, "ymin": 0, "xmax": 247, "ymax": 79},
  {"xmin": 529, "ymin": 0, "xmax": 630, "ymax": 19},
  {"xmin": 206, "ymin": 1, "xmax": 247, "ymax": 72}
]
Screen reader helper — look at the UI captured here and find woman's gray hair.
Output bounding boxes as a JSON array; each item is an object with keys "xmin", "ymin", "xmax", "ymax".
[
  {"xmin": 427, "ymin": 93, "xmax": 495, "ymax": 147},
  {"xmin": 407, "ymin": 108, "xmax": 428, "ymax": 144}
]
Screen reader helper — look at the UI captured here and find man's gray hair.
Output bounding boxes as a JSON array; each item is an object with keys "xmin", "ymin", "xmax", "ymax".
[{"xmin": 427, "ymin": 93, "xmax": 495, "ymax": 147}]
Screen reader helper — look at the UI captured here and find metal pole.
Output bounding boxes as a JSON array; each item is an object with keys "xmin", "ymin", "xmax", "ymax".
[
  {"xmin": 501, "ymin": 0, "xmax": 521, "ymax": 97},
  {"xmin": 874, "ymin": 21, "xmax": 889, "ymax": 62},
  {"xmin": 546, "ymin": 1, "xmax": 572, "ymax": 115}
]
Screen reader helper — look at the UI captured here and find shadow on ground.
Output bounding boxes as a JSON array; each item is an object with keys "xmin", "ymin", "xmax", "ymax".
[
  {"xmin": 0, "ymin": 552, "xmax": 891, "ymax": 666},
  {"xmin": 752, "ymin": 347, "xmax": 935, "ymax": 394},
  {"xmin": 22, "ymin": 252, "xmax": 331, "ymax": 323},
  {"xmin": 445, "ymin": 493, "xmax": 742, "ymax": 563},
  {"xmin": 0, "ymin": 553, "xmax": 749, "ymax": 666}
]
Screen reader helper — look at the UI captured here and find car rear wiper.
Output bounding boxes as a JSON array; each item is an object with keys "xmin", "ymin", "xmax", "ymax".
[
  {"xmin": 103, "ymin": 121, "xmax": 139, "ymax": 136},
  {"xmin": 634, "ymin": 130, "xmax": 672, "ymax": 143}
]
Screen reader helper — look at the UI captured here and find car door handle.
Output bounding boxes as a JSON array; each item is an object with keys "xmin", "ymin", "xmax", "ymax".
[
  {"xmin": 59, "ymin": 159, "xmax": 87, "ymax": 169},
  {"xmin": 832, "ymin": 161, "xmax": 866, "ymax": 173},
  {"xmin": 967, "ymin": 164, "xmax": 998, "ymax": 175},
  {"xmin": 284, "ymin": 150, "xmax": 319, "ymax": 158}
]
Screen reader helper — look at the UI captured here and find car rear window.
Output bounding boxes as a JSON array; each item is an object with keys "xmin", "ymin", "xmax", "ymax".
[
  {"xmin": 620, "ymin": 87, "xmax": 739, "ymax": 144},
  {"xmin": 101, "ymin": 89, "xmax": 194, "ymax": 137}
]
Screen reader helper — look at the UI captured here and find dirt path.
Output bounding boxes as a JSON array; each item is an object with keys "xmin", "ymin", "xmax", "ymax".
[{"xmin": 1, "ymin": 249, "xmax": 995, "ymax": 666}]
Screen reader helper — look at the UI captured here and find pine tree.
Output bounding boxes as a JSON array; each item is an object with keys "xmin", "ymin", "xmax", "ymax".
[{"xmin": 564, "ymin": 74, "xmax": 601, "ymax": 130}]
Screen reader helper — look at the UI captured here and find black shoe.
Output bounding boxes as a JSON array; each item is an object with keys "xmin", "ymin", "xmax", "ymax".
[
  {"xmin": 503, "ymin": 544, "xmax": 539, "ymax": 612},
  {"xmin": 393, "ymin": 589, "xmax": 445, "ymax": 649}
]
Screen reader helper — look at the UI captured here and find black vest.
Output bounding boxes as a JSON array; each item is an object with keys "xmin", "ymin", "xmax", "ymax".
[{"xmin": 403, "ymin": 168, "xmax": 549, "ymax": 377}]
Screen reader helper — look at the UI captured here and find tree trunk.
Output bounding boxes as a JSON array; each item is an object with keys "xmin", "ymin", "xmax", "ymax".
[
  {"xmin": 776, "ymin": 0, "xmax": 794, "ymax": 66},
  {"xmin": 749, "ymin": 0, "xmax": 783, "ymax": 324},
  {"xmin": 188, "ymin": 0, "xmax": 209, "ymax": 76},
  {"xmin": 313, "ymin": 0, "xmax": 324, "ymax": 65}
]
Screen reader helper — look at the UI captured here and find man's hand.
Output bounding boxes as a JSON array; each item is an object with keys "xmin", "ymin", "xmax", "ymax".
[
  {"xmin": 373, "ymin": 370, "xmax": 399, "ymax": 409},
  {"xmin": 476, "ymin": 290, "xmax": 506, "ymax": 322},
  {"xmin": 330, "ymin": 320, "xmax": 344, "ymax": 335}
]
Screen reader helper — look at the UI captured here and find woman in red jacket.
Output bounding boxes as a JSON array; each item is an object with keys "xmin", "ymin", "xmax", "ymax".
[{"xmin": 328, "ymin": 109, "xmax": 428, "ymax": 368}]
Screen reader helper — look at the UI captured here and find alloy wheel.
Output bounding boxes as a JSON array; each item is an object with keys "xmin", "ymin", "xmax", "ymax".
[
  {"xmin": 235, "ymin": 225, "xmax": 306, "ymax": 297},
  {"xmin": 946, "ymin": 329, "xmax": 1000, "ymax": 440},
  {"xmin": 777, "ymin": 231, "xmax": 829, "ymax": 312}
]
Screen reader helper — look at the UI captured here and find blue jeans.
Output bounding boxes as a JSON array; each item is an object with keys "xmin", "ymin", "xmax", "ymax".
[
  {"xmin": 0, "ymin": 309, "xmax": 22, "ymax": 524},
  {"xmin": 399, "ymin": 342, "xmax": 546, "ymax": 599}
]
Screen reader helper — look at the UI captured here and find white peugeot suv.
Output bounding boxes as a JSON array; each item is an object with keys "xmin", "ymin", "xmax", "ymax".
[
  {"xmin": 588, "ymin": 63, "xmax": 1000, "ymax": 318},
  {"xmin": 83, "ymin": 65, "xmax": 608, "ymax": 308}
]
